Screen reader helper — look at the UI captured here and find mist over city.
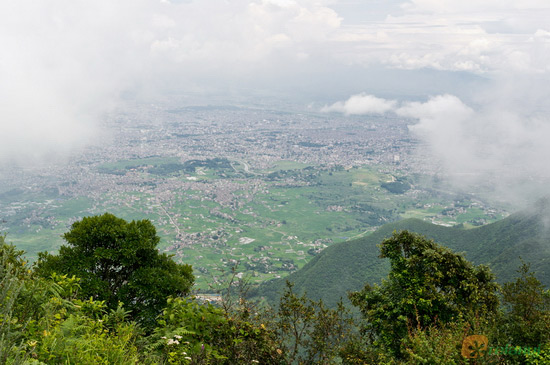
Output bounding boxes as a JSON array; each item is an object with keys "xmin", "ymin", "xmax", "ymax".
[{"xmin": 1, "ymin": 2, "xmax": 550, "ymax": 363}]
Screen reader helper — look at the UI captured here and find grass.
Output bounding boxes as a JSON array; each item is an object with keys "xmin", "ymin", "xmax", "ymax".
[{"xmin": 265, "ymin": 160, "xmax": 312, "ymax": 171}]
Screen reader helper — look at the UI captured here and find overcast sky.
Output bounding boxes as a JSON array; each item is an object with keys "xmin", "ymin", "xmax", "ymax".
[{"xmin": 1, "ymin": 0, "xmax": 550, "ymax": 201}]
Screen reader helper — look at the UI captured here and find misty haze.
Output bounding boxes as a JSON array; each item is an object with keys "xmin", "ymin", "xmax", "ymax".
[{"xmin": 1, "ymin": 1, "xmax": 550, "ymax": 363}]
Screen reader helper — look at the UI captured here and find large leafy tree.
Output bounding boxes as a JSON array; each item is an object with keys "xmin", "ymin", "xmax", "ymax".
[
  {"xmin": 36, "ymin": 213, "xmax": 194, "ymax": 327},
  {"xmin": 501, "ymin": 262, "xmax": 550, "ymax": 347},
  {"xmin": 349, "ymin": 230, "xmax": 499, "ymax": 356}
]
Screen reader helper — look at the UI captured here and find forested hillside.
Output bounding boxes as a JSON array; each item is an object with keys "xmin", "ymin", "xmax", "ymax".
[{"xmin": 255, "ymin": 199, "xmax": 550, "ymax": 307}]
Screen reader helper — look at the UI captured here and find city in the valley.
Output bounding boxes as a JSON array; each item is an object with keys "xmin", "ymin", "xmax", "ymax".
[{"xmin": 0, "ymin": 101, "xmax": 508, "ymax": 290}]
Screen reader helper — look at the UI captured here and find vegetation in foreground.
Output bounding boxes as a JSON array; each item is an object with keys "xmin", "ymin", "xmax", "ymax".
[{"xmin": 1, "ymin": 213, "xmax": 549, "ymax": 364}]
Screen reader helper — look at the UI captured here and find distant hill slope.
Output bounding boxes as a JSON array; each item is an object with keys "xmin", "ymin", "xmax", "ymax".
[{"xmin": 255, "ymin": 199, "xmax": 550, "ymax": 307}]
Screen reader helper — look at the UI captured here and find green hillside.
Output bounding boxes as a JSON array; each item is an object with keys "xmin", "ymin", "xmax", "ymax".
[{"xmin": 255, "ymin": 199, "xmax": 550, "ymax": 307}]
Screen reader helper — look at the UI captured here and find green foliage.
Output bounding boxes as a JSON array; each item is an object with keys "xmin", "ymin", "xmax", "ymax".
[
  {"xmin": 402, "ymin": 320, "xmax": 498, "ymax": 365},
  {"xmin": 0, "ymin": 237, "xmax": 30, "ymax": 364},
  {"xmin": 403, "ymin": 324, "xmax": 464, "ymax": 364},
  {"xmin": 381, "ymin": 180, "xmax": 411, "ymax": 194},
  {"xmin": 349, "ymin": 231, "xmax": 500, "ymax": 357},
  {"xmin": 275, "ymin": 281, "xmax": 357, "ymax": 364},
  {"xmin": 525, "ymin": 343, "xmax": 550, "ymax": 365},
  {"xmin": 339, "ymin": 339, "xmax": 398, "ymax": 365},
  {"xmin": 32, "ymin": 309, "xmax": 142, "ymax": 364},
  {"xmin": 501, "ymin": 262, "xmax": 550, "ymax": 347},
  {"xmin": 35, "ymin": 213, "xmax": 194, "ymax": 328},
  {"xmin": 149, "ymin": 297, "xmax": 283, "ymax": 364},
  {"xmin": 0, "ymin": 242, "xmax": 143, "ymax": 364},
  {"xmin": 496, "ymin": 262, "xmax": 550, "ymax": 364}
]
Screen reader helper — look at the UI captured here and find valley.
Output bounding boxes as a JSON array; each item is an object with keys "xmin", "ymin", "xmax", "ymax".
[{"xmin": 0, "ymin": 102, "xmax": 510, "ymax": 290}]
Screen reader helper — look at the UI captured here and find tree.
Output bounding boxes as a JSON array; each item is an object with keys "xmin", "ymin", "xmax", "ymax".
[
  {"xmin": 36, "ymin": 213, "xmax": 194, "ymax": 327},
  {"xmin": 275, "ymin": 281, "xmax": 357, "ymax": 364},
  {"xmin": 501, "ymin": 262, "xmax": 550, "ymax": 347},
  {"xmin": 0, "ymin": 237, "xmax": 30, "ymax": 364},
  {"xmin": 349, "ymin": 231, "xmax": 499, "ymax": 356},
  {"xmin": 150, "ymin": 297, "xmax": 285, "ymax": 364}
]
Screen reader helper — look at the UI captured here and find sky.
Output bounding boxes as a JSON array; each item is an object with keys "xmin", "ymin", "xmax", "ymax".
[{"xmin": 1, "ymin": 0, "xmax": 550, "ymax": 204}]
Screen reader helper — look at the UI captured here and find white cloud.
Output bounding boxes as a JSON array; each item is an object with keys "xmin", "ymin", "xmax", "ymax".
[
  {"xmin": 0, "ymin": 0, "xmax": 144, "ymax": 165},
  {"xmin": 401, "ymin": 0, "xmax": 550, "ymax": 14},
  {"xmin": 321, "ymin": 93, "xmax": 397, "ymax": 115},
  {"xmin": 397, "ymin": 95, "xmax": 480, "ymax": 172},
  {"xmin": 2, "ymin": 0, "xmax": 550, "ymax": 170},
  {"xmin": 0, "ymin": 0, "xmax": 343, "ymax": 165},
  {"xmin": 397, "ymin": 90, "xmax": 550, "ymax": 203},
  {"xmin": 330, "ymin": 1, "xmax": 550, "ymax": 74},
  {"xmin": 322, "ymin": 78, "xmax": 550, "ymax": 205}
]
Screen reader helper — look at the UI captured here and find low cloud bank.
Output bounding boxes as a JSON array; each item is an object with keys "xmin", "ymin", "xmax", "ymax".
[
  {"xmin": 321, "ymin": 93, "xmax": 397, "ymax": 115},
  {"xmin": 324, "ymin": 86, "xmax": 550, "ymax": 206}
]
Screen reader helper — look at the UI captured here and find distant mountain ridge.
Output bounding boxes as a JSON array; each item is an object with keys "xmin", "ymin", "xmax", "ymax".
[{"xmin": 255, "ymin": 199, "xmax": 550, "ymax": 307}]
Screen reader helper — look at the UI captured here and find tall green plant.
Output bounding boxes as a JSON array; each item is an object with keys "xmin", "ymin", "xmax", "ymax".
[
  {"xmin": 149, "ymin": 297, "xmax": 283, "ymax": 364},
  {"xmin": 276, "ymin": 281, "xmax": 357, "ymax": 364},
  {"xmin": 501, "ymin": 262, "xmax": 550, "ymax": 347},
  {"xmin": 349, "ymin": 231, "xmax": 500, "ymax": 357},
  {"xmin": 0, "ymin": 237, "xmax": 31, "ymax": 364}
]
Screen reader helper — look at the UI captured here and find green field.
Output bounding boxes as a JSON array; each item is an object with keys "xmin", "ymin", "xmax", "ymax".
[{"xmin": 0, "ymin": 157, "xmax": 508, "ymax": 290}]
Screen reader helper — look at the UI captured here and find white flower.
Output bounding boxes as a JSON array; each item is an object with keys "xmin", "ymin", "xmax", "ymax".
[
  {"xmin": 167, "ymin": 339, "xmax": 180, "ymax": 345},
  {"xmin": 174, "ymin": 335, "xmax": 182, "ymax": 340}
]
